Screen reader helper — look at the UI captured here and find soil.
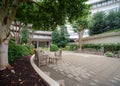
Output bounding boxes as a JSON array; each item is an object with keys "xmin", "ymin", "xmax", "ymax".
[{"xmin": 0, "ymin": 55, "xmax": 47, "ymax": 86}]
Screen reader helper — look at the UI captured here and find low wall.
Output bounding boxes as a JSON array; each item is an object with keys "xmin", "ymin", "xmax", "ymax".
[
  {"xmin": 82, "ymin": 31, "xmax": 120, "ymax": 44},
  {"xmin": 30, "ymin": 55, "xmax": 59, "ymax": 86}
]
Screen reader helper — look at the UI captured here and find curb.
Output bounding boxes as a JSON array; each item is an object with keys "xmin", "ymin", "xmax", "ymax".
[{"xmin": 30, "ymin": 54, "xmax": 59, "ymax": 86}]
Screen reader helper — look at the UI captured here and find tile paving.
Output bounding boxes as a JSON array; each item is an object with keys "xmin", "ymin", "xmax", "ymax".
[{"xmin": 40, "ymin": 51, "xmax": 120, "ymax": 86}]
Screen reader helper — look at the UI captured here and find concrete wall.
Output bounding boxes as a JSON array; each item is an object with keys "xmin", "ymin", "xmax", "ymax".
[{"xmin": 82, "ymin": 31, "xmax": 120, "ymax": 44}]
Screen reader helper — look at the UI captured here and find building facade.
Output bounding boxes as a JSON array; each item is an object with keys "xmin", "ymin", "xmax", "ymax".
[
  {"xmin": 30, "ymin": 31, "xmax": 52, "ymax": 48},
  {"xmin": 87, "ymin": 0, "xmax": 120, "ymax": 14},
  {"xmin": 10, "ymin": 21, "xmax": 52, "ymax": 48}
]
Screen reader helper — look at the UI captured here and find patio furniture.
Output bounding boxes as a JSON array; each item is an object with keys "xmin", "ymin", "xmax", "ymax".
[
  {"xmin": 117, "ymin": 51, "xmax": 120, "ymax": 58},
  {"xmin": 48, "ymin": 53, "xmax": 58, "ymax": 63},
  {"xmin": 114, "ymin": 50, "xmax": 120, "ymax": 58},
  {"xmin": 34, "ymin": 49, "xmax": 48, "ymax": 67},
  {"xmin": 48, "ymin": 50, "xmax": 62, "ymax": 63},
  {"xmin": 54, "ymin": 49, "xmax": 62, "ymax": 59}
]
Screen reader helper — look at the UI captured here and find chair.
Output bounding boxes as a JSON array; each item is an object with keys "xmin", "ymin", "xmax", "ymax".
[
  {"xmin": 48, "ymin": 52, "xmax": 58, "ymax": 63},
  {"xmin": 54, "ymin": 49, "xmax": 62, "ymax": 59},
  {"xmin": 48, "ymin": 50, "xmax": 62, "ymax": 63},
  {"xmin": 34, "ymin": 49, "xmax": 48, "ymax": 67}
]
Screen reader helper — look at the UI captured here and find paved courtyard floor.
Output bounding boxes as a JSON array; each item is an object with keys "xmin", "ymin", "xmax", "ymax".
[{"xmin": 40, "ymin": 51, "xmax": 120, "ymax": 86}]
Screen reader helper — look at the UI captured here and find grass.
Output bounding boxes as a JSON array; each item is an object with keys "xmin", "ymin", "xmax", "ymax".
[
  {"xmin": 103, "ymin": 28, "xmax": 120, "ymax": 34},
  {"xmin": 39, "ymin": 47, "xmax": 50, "ymax": 51}
]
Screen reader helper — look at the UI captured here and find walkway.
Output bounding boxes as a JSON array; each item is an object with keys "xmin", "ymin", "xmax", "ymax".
[{"xmin": 40, "ymin": 51, "xmax": 120, "ymax": 86}]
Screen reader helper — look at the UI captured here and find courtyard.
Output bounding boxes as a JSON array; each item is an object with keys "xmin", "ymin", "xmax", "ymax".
[{"xmin": 40, "ymin": 51, "xmax": 120, "ymax": 86}]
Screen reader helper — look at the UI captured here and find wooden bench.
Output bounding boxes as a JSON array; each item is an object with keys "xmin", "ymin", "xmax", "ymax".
[
  {"xmin": 48, "ymin": 50, "xmax": 62, "ymax": 63},
  {"xmin": 34, "ymin": 49, "xmax": 48, "ymax": 67},
  {"xmin": 113, "ymin": 50, "xmax": 120, "ymax": 58}
]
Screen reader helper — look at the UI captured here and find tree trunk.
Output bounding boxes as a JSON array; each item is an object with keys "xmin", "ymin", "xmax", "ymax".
[
  {"xmin": 78, "ymin": 31, "xmax": 84, "ymax": 51},
  {"xmin": 78, "ymin": 32, "xmax": 82, "ymax": 51},
  {"xmin": 0, "ymin": 0, "xmax": 20, "ymax": 70},
  {"xmin": 0, "ymin": 40, "xmax": 9, "ymax": 70}
]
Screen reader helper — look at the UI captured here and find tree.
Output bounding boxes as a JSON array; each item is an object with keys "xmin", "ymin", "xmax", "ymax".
[
  {"xmin": 52, "ymin": 25, "xmax": 70, "ymax": 48},
  {"xmin": 72, "ymin": 18, "xmax": 88, "ymax": 50},
  {"xmin": 58, "ymin": 26, "xmax": 70, "ymax": 47},
  {"xmin": 11, "ymin": 21, "xmax": 23, "ymax": 44},
  {"xmin": 0, "ymin": 0, "xmax": 89, "ymax": 70},
  {"xmin": 52, "ymin": 29, "xmax": 59, "ymax": 45},
  {"xmin": 89, "ymin": 10, "xmax": 120, "ymax": 35},
  {"xmin": 59, "ymin": 26, "xmax": 70, "ymax": 47},
  {"xmin": 105, "ymin": 10, "xmax": 120, "ymax": 31},
  {"xmin": 21, "ymin": 26, "xmax": 29, "ymax": 44},
  {"xmin": 89, "ymin": 11, "xmax": 106, "ymax": 35}
]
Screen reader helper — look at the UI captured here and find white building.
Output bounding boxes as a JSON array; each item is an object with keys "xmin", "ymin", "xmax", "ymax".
[
  {"xmin": 30, "ymin": 30, "xmax": 52, "ymax": 48},
  {"xmin": 87, "ymin": 0, "xmax": 120, "ymax": 14},
  {"xmin": 10, "ymin": 22, "xmax": 52, "ymax": 48}
]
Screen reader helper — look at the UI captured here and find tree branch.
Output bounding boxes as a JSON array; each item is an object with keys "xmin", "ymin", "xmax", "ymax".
[
  {"xmin": 0, "ymin": 0, "xmax": 9, "ymax": 20},
  {"xmin": 7, "ymin": 0, "xmax": 21, "ymax": 33},
  {"xmin": 28, "ymin": 0, "xmax": 51, "ymax": 12}
]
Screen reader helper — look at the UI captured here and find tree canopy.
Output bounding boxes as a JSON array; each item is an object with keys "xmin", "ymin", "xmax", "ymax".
[
  {"xmin": 89, "ymin": 10, "xmax": 120, "ymax": 35},
  {"xmin": 15, "ymin": 0, "xmax": 90, "ymax": 30}
]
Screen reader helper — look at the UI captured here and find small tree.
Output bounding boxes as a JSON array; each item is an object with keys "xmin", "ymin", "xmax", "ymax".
[
  {"xmin": 11, "ymin": 21, "xmax": 23, "ymax": 44},
  {"xmin": 21, "ymin": 26, "xmax": 29, "ymax": 44},
  {"xmin": 58, "ymin": 26, "xmax": 70, "ymax": 47},
  {"xmin": 52, "ymin": 25, "xmax": 70, "ymax": 48},
  {"xmin": 72, "ymin": 18, "xmax": 88, "ymax": 50},
  {"xmin": 52, "ymin": 29, "xmax": 60, "ymax": 45}
]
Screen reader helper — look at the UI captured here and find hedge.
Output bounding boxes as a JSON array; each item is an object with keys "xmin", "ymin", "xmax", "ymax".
[
  {"xmin": 82, "ymin": 44, "xmax": 101, "ymax": 50},
  {"xmin": 66, "ymin": 44, "xmax": 79, "ymax": 51},
  {"xmin": 82, "ymin": 43, "xmax": 120, "ymax": 52}
]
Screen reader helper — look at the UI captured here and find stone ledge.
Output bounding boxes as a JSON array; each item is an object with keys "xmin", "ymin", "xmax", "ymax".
[
  {"xmin": 82, "ymin": 31, "xmax": 120, "ymax": 41},
  {"xmin": 30, "ymin": 55, "xmax": 59, "ymax": 86}
]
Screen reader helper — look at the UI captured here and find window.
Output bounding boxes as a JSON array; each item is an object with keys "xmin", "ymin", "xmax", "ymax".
[{"xmin": 108, "ymin": 0, "xmax": 113, "ymax": 4}]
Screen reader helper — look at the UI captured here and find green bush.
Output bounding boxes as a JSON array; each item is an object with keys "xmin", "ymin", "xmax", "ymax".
[
  {"xmin": 8, "ymin": 40, "xmax": 32, "ymax": 62},
  {"xmin": 25, "ymin": 45, "xmax": 34, "ymax": 54},
  {"xmin": 65, "ymin": 46, "xmax": 70, "ymax": 50},
  {"xmin": 50, "ymin": 44, "xmax": 59, "ymax": 51},
  {"xmin": 82, "ymin": 44, "xmax": 101, "ymax": 50},
  {"xmin": 104, "ymin": 51, "xmax": 113, "ymax": 57},
  {"xmin": 103, "ymin": 43, "xmax": 120, "ymax": 52},
  {"xmin": 82, "ymin": 43, "xmax": 120, "ymax": 52},
  {"xmin": 66, "ymin": 44, "xmax": 79, "ymax": 51}
]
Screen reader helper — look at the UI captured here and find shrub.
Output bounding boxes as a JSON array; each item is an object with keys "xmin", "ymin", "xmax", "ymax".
[
  {"xmin": 103, "ymin": 43, "xmax": 120, "ymax": 52},
  {"xmin": 65, "ymin": 46, "xmax": 70, "ymax": 50},
  {"xmin": 8, "ymin": 40, "xmax": 33, "ymax": 62},
  {"xmin": 50, "ymin": 44, "xmax": 59, "ymax": 51},
  {"xmin": 67, "ymin": 44, "xmax": 79, "ymax": 51},
  {"xmin": 25, "ymin": 45, "xmax": 34, "ymax": 54},
  {"xmin": 104, "ymin": 51, "xmax": 113, "ymax": 57},
  {"xmin": 82, "ymin": 44, "xmax": 101, "ymax": 50},
  {"xmin": 82, "ymin": 43, "xmax": 120, "ymax": 52}
]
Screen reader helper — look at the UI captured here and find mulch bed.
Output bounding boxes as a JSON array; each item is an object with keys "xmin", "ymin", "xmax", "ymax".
[{"xmin": 0, "ymin": 55, "xmax": 47, "ymax": 86}]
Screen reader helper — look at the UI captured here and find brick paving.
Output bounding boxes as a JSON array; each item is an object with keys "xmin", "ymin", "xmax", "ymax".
[{"xmin": 40, "ymin": 51, "xmax": 120, "ymax": 86}]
